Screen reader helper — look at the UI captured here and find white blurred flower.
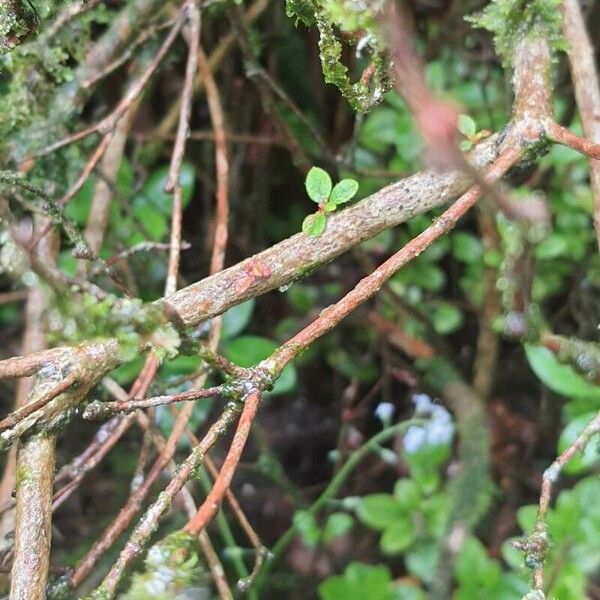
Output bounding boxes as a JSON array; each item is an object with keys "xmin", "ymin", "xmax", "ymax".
[
  {"xmin": 403, "ymin": 393, "xmax": 454, "ymax": 454},
  {"xmin": 374, "ymin": 401, "xmax": 395, "ymax": 425},
  {"xmin": 377, "ymin": 447, "xmax": 399, "ymax": 465}
]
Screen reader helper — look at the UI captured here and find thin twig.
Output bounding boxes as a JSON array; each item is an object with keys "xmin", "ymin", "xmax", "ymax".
[
  {"xmin": 197, "ymin": 41, "xmax": 229, "ymax": 279},
  {"xmin": 82, "ymin": 385, "xmax": 223, "ymax": 420},
  {"xmin": 82, "ymin": 20, "xmax": 176, "ymax": 89},
  {"xmin": 45, "ymin": 0, "xmax": 103, "ymax": 39},
  {"xmin": 546, "ymin": 121, "xmax": 600, "ymax": 161},
  {"xmin": 165, "ymin": 3, "xmax": 200, "ymax": 193},
  {"xmin": 164, "ymin": 3, "xmax": 200, "ymax": 295},
  {"xmin": 562, "ymin": 0, "xmax": 600, "ymax": 251},
  {"xmin": 524, "ymin": 409, "xmax": 600, "ymax": 591},
  {"xmin": 185, "ymin": 391, "xmax": 261, "ymax": 535},
  {"xmin": 0, "ymin": 372, "xmax": 77, "ymax": 432}
]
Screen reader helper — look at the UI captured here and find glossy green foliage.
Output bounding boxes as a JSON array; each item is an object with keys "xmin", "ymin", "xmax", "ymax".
[{"xmin": 318, "ymin": 562, "xmax": 422, "ymax": 600}]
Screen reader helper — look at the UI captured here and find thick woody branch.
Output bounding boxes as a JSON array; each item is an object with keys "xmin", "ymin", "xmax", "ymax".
[
  {"xmin": 8, "ymin": 224, "xmax": 58, "ymax": 600},
  {"xmin": 0, "ymin": 37, "xmax": 555, "ymax": 453},
  {"xmin": 164, "ymin": 135, "xmax": 501, "ymax": 327}
]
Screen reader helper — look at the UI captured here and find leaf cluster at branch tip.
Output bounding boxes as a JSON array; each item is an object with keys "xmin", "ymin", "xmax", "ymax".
[{"xmin": 302, "ymin": 166, "xmax": 358, "ymax": 236}]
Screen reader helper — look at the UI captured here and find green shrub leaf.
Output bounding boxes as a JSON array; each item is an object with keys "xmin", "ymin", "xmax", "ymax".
[
  {"xmin": 525, "ymin": 344, "xmax": 600, "ymax": 400},
  {"xmin": 357, "ymin": 494, "xmax": 405, "ymax": 530},
  {"xmin": 330, "ymin": 179, "xmax": 358, "ymax": 205},
  {"xmin": 380, "ymin": 519, "xmax": 416, "ymax": 554},
  {"xmin": 305, "ymin": 167, "xmax": 332, "ymax": 203},
  {"xmin": 303, "ymin": 212, "xmax": 327, "ymax": 237}
]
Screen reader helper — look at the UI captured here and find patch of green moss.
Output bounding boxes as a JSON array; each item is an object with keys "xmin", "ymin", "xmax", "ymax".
[
  {"xmin": 0, "ymin": 1, "xmax": 109, "ymax": 162},
  {"xmin": 286, "ymin": 0, "xmax": 391, "ymax": 112},
  {"xmin": 46, "ymin": 575, "xmax": 73, "ymax": 600},
  {"xmin": 15, "ymin": 464, "xmax": 32, "ymax": 487},
  {"xmin": 0, "ymin": 0, "xmax": 39, "ymax": 54},
  {"xmin": 467, "ymin": 0, "xmax": 566, "ymax": 67}
]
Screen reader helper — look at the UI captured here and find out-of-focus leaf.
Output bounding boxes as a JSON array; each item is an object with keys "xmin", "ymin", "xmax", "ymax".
[
  {"xmin": 323, "ymin": 512, "xmax": 353, "ymax": 544},
  {"xmin": 525, "ymin": 345, "xmax": 600, "ymax": 400},
  {"xmin": 141, "ymin": 163, "xmax": 195, "ymax": 216},
  {"xmin": 319, "ymin": 562, "xmax": 397, "ymax": 600},
  {"xmin": 357, "ymin": 494, "xmax": 404, "ymax": 530},
  {"xmin": 221, "ymin": 300, "xmax": 255, "ymax": 339}
]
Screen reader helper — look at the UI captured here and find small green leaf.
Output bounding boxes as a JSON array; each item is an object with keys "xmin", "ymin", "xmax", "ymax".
[
  {"xmin": 323, "ymin": 512, "xmax": 353, "ymax": 544},
  {"xmin": 160, "ymin": 356, "xmax": 200, "ymax": 377},
  {"xmin": 305, "ymin": 167, "xmax": 332, "ymax": 203},
  {"xmin": 534, "ymin": 234, "xmax": 569, "ymax": 259},
  {"xmin": 116, "ymin": 158, "xmax": 134, "ymax": 196},
  {"xmin": 393, "ymin": 479, "xmax": 421, "ymax": 511},
  {"xmin": 111, "ymin": 357, "xmax": 144, "ymax": 386},
  {"xmin": 132, "ymin": 203, "xmax": 167, "ymax": 241},
  {"xmin": 405, "ymin": 542, "xmax": 438, "ymax": 585},
  {"xmin": 357, "ymin": 494, "xmax": 404, "ymax": 530},
  {"xmin": 455, "ymin": 537, "xmax": 499, "ymax": 585},
  {"xmin": 457, "ymin": 114, "xmax": 476, "ymax": 138},
  {"xmin": 431, "ymin": 303, "xmax": 464, "ymax": 335},
  {"xmin": 323, "ymin": 201, "xmax": 337, "ymax": 213},
  {"xmin": 303, "ymin": 212, "xmax": 327, "ymax": 237},
  {"xmin": 330, "ymin": 178, "xmax": 359, "ymax": 205},
  {"xmin": 421, "ymin": 494, "xmax": 450, "ymax": 537},
  {"xmin": 141, "ymin": 163, "xmax": 196, "ymax": 216},
  {"xmin": 58, "ymin": 251, "xmax": 76, "ymax": 277},
  {"xmin": 452, "ymin": 232, "xmax": 483, "ymax": 264},
  {"xmin": 65, "ymin": 177, "xmax": 95, "ymax": 225},
  {"xmin": 318, "ymin": 562, "xmax": 396, "ymax": 600},
  {"xmin": 293, "ymin": 510, "xmax": 320, "ymax": 548},
  {"xmin": 380, "ymin": 519, "xmax": 416, "ymax": 554}
]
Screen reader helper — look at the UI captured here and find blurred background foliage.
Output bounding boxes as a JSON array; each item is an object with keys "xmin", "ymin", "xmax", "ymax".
[{"xmin": 1, "ymin": 0, "xmax": 600, "ymax": 598}]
